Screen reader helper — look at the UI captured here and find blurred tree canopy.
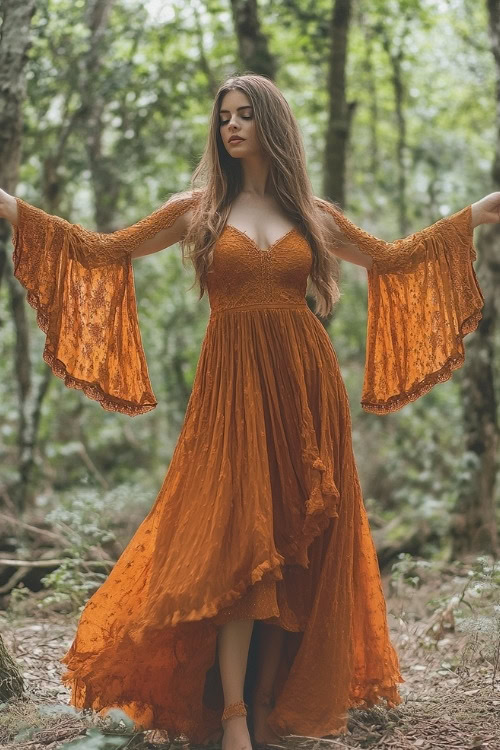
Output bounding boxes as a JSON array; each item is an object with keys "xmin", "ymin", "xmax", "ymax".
[{"xmin": 0, "ymin": 0, "xmax": 498, "ymax": 567}]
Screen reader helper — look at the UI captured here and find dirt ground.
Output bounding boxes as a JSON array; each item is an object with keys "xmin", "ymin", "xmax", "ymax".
[{"xmin": 0, "ymin": 561, "xmax": 499, "ymax": 750}]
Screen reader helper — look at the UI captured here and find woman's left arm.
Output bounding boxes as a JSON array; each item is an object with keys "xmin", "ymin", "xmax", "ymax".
[
  {"xmin": 470, "ymin": 191, "xmax": 500, "ymax": 228},
  {"xmin": 318, "ymin": 196, "xmax": 491, "ymax": 414},
  {"xmin": 322, "ymin": 192, "xmax": 500, "ymax": 275}
]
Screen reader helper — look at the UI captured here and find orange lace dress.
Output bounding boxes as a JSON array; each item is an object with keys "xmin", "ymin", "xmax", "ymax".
[{"xmin": 12, "ymin": 194, "xmax": 483, "ymax": 742}]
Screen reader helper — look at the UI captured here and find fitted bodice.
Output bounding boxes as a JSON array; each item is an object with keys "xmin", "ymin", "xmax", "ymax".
[{"xmin": 207, "ymin": 225, "xmax": 312, "ymax": 313}]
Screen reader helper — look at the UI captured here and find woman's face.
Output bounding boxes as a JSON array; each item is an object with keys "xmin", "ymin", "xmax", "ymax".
[{"xmin": 218, "ymin": 89, "xmax": 262, "ymax": 159}]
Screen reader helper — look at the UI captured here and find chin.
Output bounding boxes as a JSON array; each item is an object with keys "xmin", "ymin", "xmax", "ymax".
[{"xmin": 226, "ymin": 143, "xmax": 249, "ymax": 157}]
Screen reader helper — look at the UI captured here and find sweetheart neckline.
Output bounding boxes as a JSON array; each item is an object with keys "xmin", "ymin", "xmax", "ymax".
[{"xmin": 224, "ymin": 224, "xmax": 300, "ymax": 254}]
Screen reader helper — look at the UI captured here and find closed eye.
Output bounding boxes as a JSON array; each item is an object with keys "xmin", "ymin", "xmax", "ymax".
[{"xmin": 220, "ymin": 115, "xmax": 253, "ymax": 126}]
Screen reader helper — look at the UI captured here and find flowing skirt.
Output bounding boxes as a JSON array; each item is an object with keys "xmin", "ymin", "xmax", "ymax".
[{"xmin": 60, "ymin": 306, "xmax": 403, "ymax": 741}]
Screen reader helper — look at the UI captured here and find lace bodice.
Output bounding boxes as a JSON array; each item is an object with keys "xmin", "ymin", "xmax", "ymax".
[{"xmin": 208, "ymin": 225, "xmax": 311, "ymax": 313}]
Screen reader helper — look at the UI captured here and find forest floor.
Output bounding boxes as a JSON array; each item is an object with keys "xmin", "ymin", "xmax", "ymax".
[{"xmin": 0, "ymin": 559, "xmax": 499, "ymax": 750}]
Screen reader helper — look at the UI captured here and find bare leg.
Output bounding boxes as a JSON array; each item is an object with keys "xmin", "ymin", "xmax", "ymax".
[
  {"xmin": 252, "ymin": 624, "xmax": 285, "ymax": 745},
  {"xmin": 218, "ymin": 619, "xmax": 254, "ymax": 750}
]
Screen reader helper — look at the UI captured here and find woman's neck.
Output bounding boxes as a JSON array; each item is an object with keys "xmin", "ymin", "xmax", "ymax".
[{"xmin": 240, "ymin": 154, "xmax": 271, "ymax": 196}]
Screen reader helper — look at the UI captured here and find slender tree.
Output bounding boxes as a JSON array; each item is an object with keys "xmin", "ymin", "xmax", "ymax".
[
  {"xmin": 230, "ymin": 0, "xmax": 277, "ymax": 79},
  {"xmin": 450, "ymin": 0, "xmax": 500, "ymax": 558},
  {"xmin": 0, "ymin": 0, "xmax": 36, "ymax": 283},
  {"xmin": 77, "ymin": 0, "xmax": 118, "ymax": 231},
  {"xmin": 378, "ymin": 20, "xmax": 410, "ymax": 236},
  {"xmin": 0, "ymin": 0, "xmax": 47, "ymax": 513},
  {"xmin": 0, "ymin": 0, "xmax": 32, "ymax": 692},
  {"xmin": 323, "ymin": 0, "xmax": 355, "ymax": 208},
  {"xmin": 362, "ymin": 24, "xmax": 380, "ymax": 178}
]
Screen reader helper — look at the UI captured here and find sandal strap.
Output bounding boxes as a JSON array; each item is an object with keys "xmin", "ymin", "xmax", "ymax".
[{"xmin": 222, "ymin": 700, "xmax": 248, "ymax": 721}]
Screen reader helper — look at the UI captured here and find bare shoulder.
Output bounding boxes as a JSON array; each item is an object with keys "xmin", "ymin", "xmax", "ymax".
[
  {"xmin": 312, "ymin": 196, "xmax": 341, "ymax": 233},
  {"xmin": 163, "ymin": 189, "xmax": 202, "ymax": 231}
]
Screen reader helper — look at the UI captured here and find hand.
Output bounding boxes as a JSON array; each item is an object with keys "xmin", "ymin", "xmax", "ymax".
[
  {"xmin": 0, "ymin": 188, "xmax": 18, "ymax": 226},
  {"xmin": 471, "ymin": 191, "xmax": 500, "ymax": 228}
]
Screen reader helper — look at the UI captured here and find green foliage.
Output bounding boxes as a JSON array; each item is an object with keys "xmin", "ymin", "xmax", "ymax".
[
  {"xmin": 60, "ymin": 709, "xmax": 136, "ymax": 750},
  {"xmin": 452, "ymin": 556, "xmax": 500, "ymax": 666},
  {"xmin": 39, "ymin": 558, "xmax": 108, "ymax": 613},
  {"xmin": 1, "ymin": 0, "xmax": 497, "ymax": 557},
  {"xmin": 391, "ymin": 553, "xmax": 500, "ymax": 678},
  {"xmin": 41, "ymin": 484, "xmax": 149, "ymax": 612},
  {"xmin": 390, "ymin": 552, "xmax": 433, "ymax": 594},
  {"xmin": 60, "ymin": 728, "xmax": 128, "ymax": 750},
  {"xmin": 8, "ymin": 484, "xmax": 151, "ymax": 615},
  {"xmin": 0, "ymin": 698, "xmax": 139, "ymax": 749}
]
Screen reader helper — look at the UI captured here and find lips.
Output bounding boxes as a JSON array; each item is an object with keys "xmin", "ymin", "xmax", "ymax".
[{"xmin": 229, "ymin": 137, "xmax": 244, "ymax": 143}]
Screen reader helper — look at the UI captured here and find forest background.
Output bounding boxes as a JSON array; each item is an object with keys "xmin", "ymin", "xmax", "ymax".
[{"xmin": 0, "ymin": 0, "xmax": 499, "ymax": 748}]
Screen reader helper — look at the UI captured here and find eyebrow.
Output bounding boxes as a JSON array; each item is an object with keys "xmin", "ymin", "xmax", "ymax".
[{"xmin": 219, "ymin": 105, "xmax": 253, "ymax": 114}]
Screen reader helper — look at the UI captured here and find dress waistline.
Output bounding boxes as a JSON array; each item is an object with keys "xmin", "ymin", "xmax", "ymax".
[{"xmin": 210, "ymin": 302, "xmax": 309, "ymax": 315}]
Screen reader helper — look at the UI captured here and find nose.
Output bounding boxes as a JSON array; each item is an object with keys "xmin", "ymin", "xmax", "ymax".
[{"xmin": 228, "ymin": 114, "xmax": 240, "ymax": 130}]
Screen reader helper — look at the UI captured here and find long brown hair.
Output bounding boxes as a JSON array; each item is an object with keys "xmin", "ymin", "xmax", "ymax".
[{"xmin": 180, "ymin": 73, "xmax": 342, "ymax": 319}]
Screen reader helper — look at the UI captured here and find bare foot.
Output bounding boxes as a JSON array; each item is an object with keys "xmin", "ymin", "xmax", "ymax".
[
  {"xmin": 221, "ymin": 715, "xmax": 252, "ymax": 750},
  {"xmin": 252, "ymin": 702, "xmax": 284, "ymax": 747}
]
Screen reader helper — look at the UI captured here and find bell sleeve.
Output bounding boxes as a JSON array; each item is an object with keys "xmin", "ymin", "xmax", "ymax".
[
  {"xmin": 322, "ymin": 202, "xmax": 484, "ymax": 414},
  {"xmin": 11, "ymin": 193, "xmax": 197, "ymax": 416}
]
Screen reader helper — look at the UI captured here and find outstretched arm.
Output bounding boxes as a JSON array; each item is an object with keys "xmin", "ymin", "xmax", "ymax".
[
  {"xmin": 0, "ymin": 188, "xmax": 196, "ymax": 268},
  {"xmin": 320, "ymin": 192, "xmax": 500, "ymax": 274},
  {"xmin": 470, "ymin": 191, "xmax": 500, "ymax": 226},
  {"xmin": 1, "ymin": 187, "xmax": 200, "ymax": 416},
  {"xmin": 129, "ymin": 208, "xmax": 191, "ymax": 258},
  {"xmin": 316, "ymin": 193, "xmax": 489, "ymax": 414},
  {"xmin": 0, "ymin": 189, "xmax": 18, "ymax": 225},
  {"xmin": 320, "ymin": 212, "xmax": 374, "ymax": 270},
  {"xmin": 321, "ymin": 192, "xmax": 500, "ymax": 273}
]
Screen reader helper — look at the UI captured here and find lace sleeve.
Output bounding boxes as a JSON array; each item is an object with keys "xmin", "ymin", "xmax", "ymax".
[
  {"xmin": 11, "ymin": 193, "xmax": 197, "ymax": 416},
  {"xmin": 319, "ymin": 202, "xmax": 484, "ymax": 414}
]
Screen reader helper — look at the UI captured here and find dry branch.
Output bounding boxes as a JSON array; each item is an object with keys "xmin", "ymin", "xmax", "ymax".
[{"xmin": 0, "ymin": 558, "xmax": 115, "ymax": 567}]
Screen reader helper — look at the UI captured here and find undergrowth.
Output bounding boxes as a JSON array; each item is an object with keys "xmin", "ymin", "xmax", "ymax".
[
  {"xmin": 1, "ymin": 554, "xmax": 499, "ymax": 749},
  {"xmin": 6, "ymin": 483, "xmax": 151, "ymax": 618}
]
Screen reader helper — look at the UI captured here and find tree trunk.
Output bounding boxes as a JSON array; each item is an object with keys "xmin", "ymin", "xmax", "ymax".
[
  {"xmin": 193, "ymin": 5, "xmax": 218, "ymax": 97},
  {"xmin": 12, "ymin": 0, "xmax": 116, "ymax": 508},
  {"xmin": 0, "ymin": 634, "xmax": 24, "ymax": 701},
  {"xmin": 451, "ymin": 223, "xmax": 499, "ymax": 557},
  {"xmin": 230, "ymin": 0, "xmax": 277, "ymax": 80},
  {"xmin": 79, "ymin": 0, "xmax": 118, "ymax": 231},
  {"xmin": 318, "ymin": 0, "xmax": 354, "ymax": 329},
  {"xmin": 380, "ymin": 26, "xmax": 409, "ymax": 236},
  {"xmin": 0, "ymin": 0, "xmax": 39, "ymax": 513},
  {"xmin": 362, "ymin": 25, "xmax": 379, "ymax": 178},
  {"xmin": 450, "ymin": 0, "xmax": 500, "ymax": 558},
  {"xmin": 322, "ymin": 0, "xmax": 355, "ymax": 209},
  {"xmin": 1, "ymin": 2, "xmax": 115, "ymax": 511},
  {"xmin": 0, "ymin": 1, "xmax": 36, "ymax": 283}
]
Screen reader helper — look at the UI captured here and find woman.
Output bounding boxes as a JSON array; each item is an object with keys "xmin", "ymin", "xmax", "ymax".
[{"xmin": 1, "ymin": 73, "xmax": 497, "ymax": 750}]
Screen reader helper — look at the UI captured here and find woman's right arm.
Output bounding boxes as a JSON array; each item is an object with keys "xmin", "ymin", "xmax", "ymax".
[
  {"xmin": 129, "ymin": 208, "xmax": 192, "ymax": 259},
  {"xmin": 1, "ymin": 189, "xmax": 197, "ymax": 267},
  {"xmin": 4, "ymin": 188, "xmax": 199, "ymax": 415},
  {"xmin": 0, "ymin": 189, "xmax": 19, "ymax": 226}
]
